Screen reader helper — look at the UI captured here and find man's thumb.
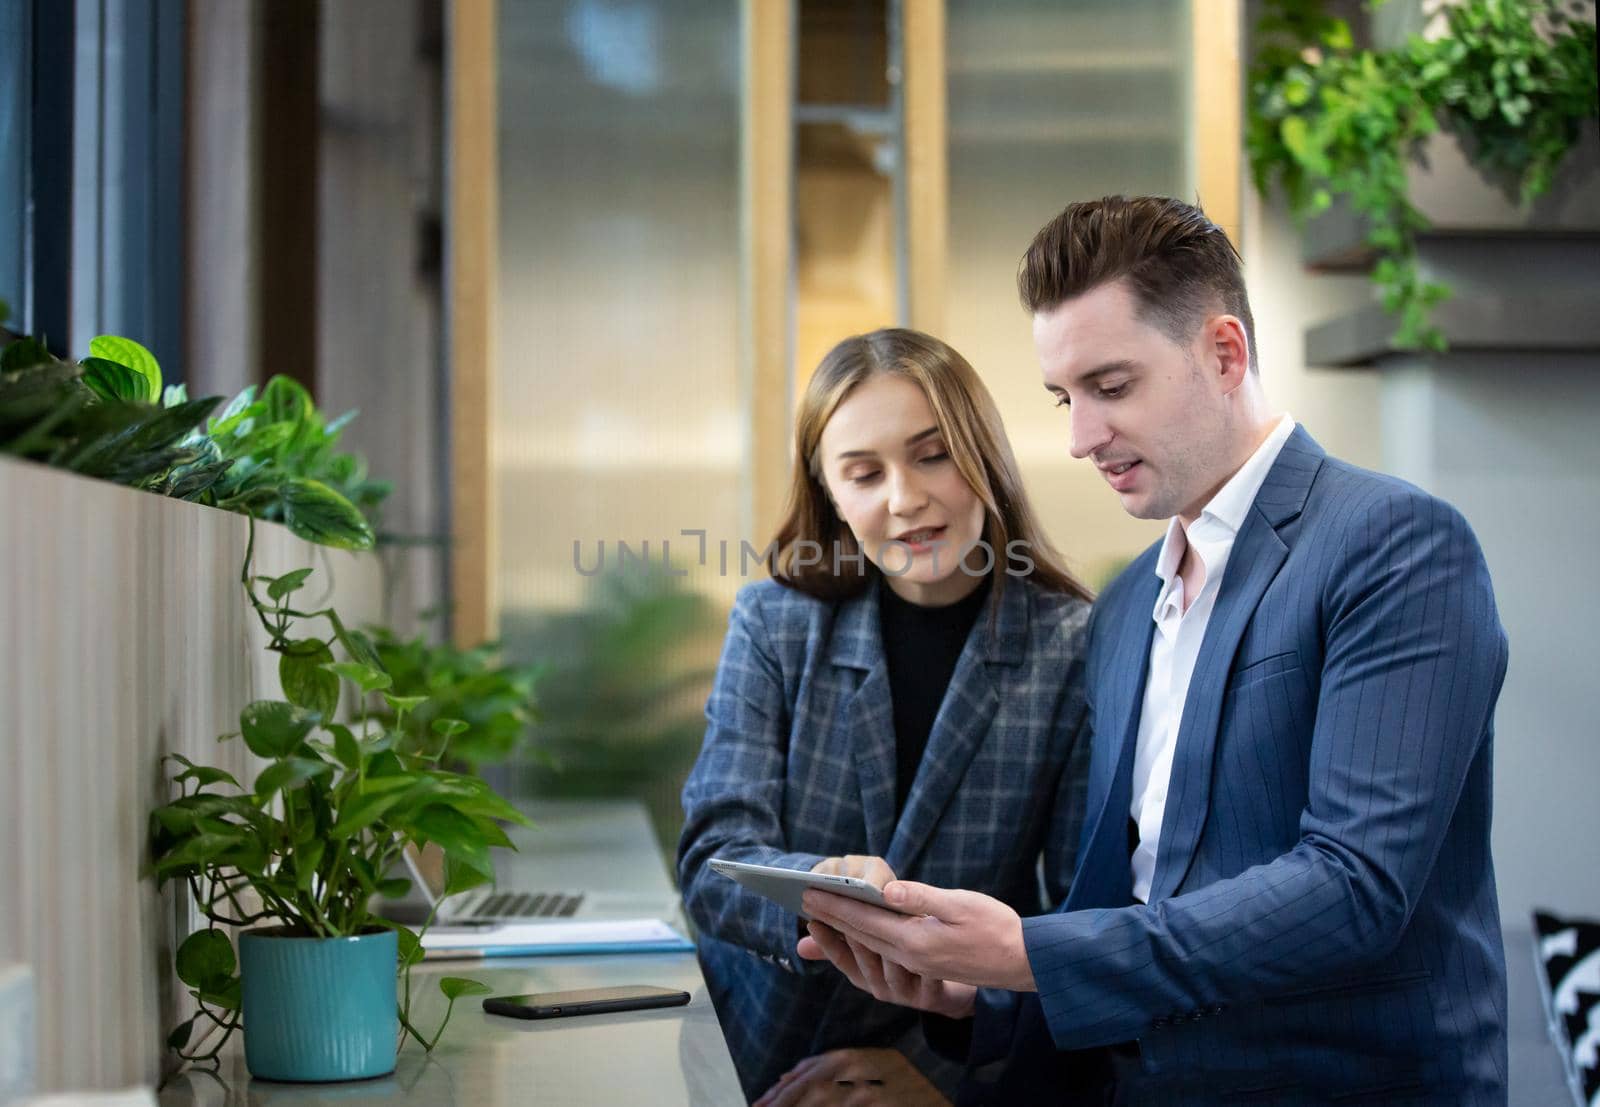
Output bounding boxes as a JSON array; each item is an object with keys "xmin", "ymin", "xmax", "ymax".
[{"xmin": 883, "ymin": 879, "xmax": 942, "ymax": 916}]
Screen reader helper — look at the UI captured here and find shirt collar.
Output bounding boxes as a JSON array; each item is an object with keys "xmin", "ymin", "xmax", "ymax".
[
  {"xmin": 1202, "ymin": 414, "xmax": 1297, "ymax": 536},
  {"xmin": 1153, "ymin": 414, "xmax": 1296, "ymax": 588}
]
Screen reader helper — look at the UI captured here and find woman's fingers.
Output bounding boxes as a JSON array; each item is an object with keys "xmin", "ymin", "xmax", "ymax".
[{"xmin": 811, "ymin": 854, "xmax": 896, "ymax": 887}]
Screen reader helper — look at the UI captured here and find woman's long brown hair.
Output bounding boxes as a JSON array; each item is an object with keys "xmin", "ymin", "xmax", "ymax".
[{"xmin": 768, "ymin": 328, "xmax": 1092, "ymax": 604}]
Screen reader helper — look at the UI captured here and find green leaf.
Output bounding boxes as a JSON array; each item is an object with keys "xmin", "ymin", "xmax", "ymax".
[
  {"xmin": 1279, "ymin": 114, "xmax": 1313, "ymax": 163},
  {"xmin": 294, "ymin": 838, "xmax": 326, "ymax": 890},
  {"xmin": 393, "ymin": 924, "xmax": 424, "ymax": 969},
  {"xmin": 376, "ymin": 877, "xmax": 412, "ymax": 899},
  {"xmin": 207, "ymin": 385, "xmax": 258, "ymax": 436},
  {"xmin": 254, "ymin": 756, "xmax": 331, "ymax": 799},
  {"xmin": 280, "ymin": 478, "xmax": 375, "ymax": 550},
  {"xmin": 166, "ymin": 1015, "xmax": 197, "ymax": 1052},
  {"xmin": 439, "ymin": 977, "xmax": 494, "ymax": 1000},
  {"xmin": 263, "ymin": 374, "xmax": 315, "ymax": 428},
  {"xmin": 197, "ymin": 976, "xmax": 242, "ymax": 1011},
  {"xmin": 280, "ymin": 639, "xmax": 340, "ymax": 719},
  {"xmin": 324, "ymin": 660, "xmax": 393, "ymax": 694},
  {"xmin": 442, "ymin": 853, "xmax": 494, "ymax": 897},
  {"xmin": 88, "ymin": 335, "xmax": 161, "ymax": 400},
  {"xmin": 236, "ymin": 420, "xmax": 296, "ymax": 456},
  {"xmin": 412, "ymin": 805, "xmax": 492, "ymax": 877},
  {"xmin": 354, "ymin": 775, "xmax": 419, "ymax": 795},
  {"xmin": 382, "ymin": 692, "xmax": 428, "ymax": 713},
  {"xmin": 175, "ymin": 929, "xmax": 235, "ymax": 990},
  {"xmin": 168, "ymin": 755, "xmax": 242, "ymax": 792},
  {"xmin": 329, "ymin": 786, "xmax": 412, "ymax": 837},
  {"xmin": 333, "ymin": 621, "xmax": 385, "ymax": 672},
  {"xmin": 431, "ymin": 718, "xmax": 469, "ymax": 739},
  {"xmin": 266, "ymin": 567, "xmax": 314, "ymax": 601},
  {"xmin": 449, "ymin": 787, "xmax": 529, "ymax": 827},
  {"xmin": 330, "ymin": 724, "xmax": 362, "ymax": 771},
  {"xmin": 1, "ymin": 335, "xmax": 53, "ymax": 373},
  {"xmin": 239, "ymin": 700, "xmax": 318, "ymax": 759},
  {"xmin": 79, "ymin": 357, "xmax": 149, "ymax": 403},
  {"xmin": 153, "ymin": 831, "xmax": 245, "ymax": 876}
]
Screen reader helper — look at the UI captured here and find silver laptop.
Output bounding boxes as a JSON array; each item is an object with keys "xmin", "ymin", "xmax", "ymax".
[{"xmin": 402, "ymin": 843, "xmax": 681, "ymax": 924}]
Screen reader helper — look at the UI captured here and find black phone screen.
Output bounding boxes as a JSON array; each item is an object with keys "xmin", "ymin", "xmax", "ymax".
[{"xmin": 483, "ymin": 984, "xmax": 691, "ymax": 1020}]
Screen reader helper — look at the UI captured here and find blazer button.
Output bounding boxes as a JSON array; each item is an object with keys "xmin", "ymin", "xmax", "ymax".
[{"xmin": 1188, "ymin": 1010, "xmax": 1205, "ymax": 1021}]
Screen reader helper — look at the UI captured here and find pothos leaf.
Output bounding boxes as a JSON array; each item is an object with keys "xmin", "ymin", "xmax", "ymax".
[{"xmin": 88, "ymin": 334, "xmax": 161, "ymax": 401}]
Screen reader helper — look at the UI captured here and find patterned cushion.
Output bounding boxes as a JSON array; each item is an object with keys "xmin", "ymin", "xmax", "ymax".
[{"xmin": 1534, "ymin": 910, "xmax": 1600, "ymax": 1107}]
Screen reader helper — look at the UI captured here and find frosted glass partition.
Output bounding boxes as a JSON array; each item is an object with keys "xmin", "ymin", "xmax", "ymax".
[
  {"xmin": 945, "ymin": 0, "xmax": 1191, "ymax": 585},
  {"xmin": 494, "ymin": 0, "xmax": 744, "ymax": 617}
]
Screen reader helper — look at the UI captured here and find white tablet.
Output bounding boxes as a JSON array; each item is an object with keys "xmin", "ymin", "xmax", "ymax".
[{"xmin": 708, "ymin": 858, "xmax": 908, "ymax": 919}]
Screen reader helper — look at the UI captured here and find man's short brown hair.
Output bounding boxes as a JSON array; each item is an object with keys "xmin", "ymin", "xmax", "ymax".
[{"xmin": 1018, "ymin": 196, "xmax": 1257, "ymax": 372}]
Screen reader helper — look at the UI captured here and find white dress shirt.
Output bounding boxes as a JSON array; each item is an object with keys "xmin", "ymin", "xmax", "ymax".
[{"xmin": 1129, "ymin": 415, "xmax": 1296, "ymax": 903}]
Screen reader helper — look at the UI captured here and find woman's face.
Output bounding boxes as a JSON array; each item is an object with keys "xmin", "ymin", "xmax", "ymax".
[{"xmin": 816, "ymin": 374, "xmax": 988, "ymax": 607}]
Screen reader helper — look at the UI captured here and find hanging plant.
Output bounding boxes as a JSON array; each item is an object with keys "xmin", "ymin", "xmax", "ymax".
[{"xmin": 1248, "ymin": 0, "xmax": 1598, "ymax": 350}]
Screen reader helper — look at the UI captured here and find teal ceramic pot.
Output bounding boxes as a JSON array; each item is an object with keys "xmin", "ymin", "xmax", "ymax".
[{"xmin": 239, "ymin": 926, "xmax": 398, "ymax": 1082}]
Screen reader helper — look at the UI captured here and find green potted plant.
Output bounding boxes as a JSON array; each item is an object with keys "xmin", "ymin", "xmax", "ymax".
[
  {"xmin": 503, "ymin": 567, "xmax": 716, "ymax": 852},
  {"xmin": 149, "ymin": 524, "xmax": 527, "ymax": 1080},
  {"xmin": 368, "ymin": 622, "xmax": 541, "ymax": 774},
  {"xmin": 0, "ymin": 329, "xmax": 384, "ymax": 550},
  {"xmin": 1247, "ymin": 0, "xmax": 1597, "ymax": 349}
]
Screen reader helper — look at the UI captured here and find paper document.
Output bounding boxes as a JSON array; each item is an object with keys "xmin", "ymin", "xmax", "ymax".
[{"xmin": 420, "ymin": 918, "xmax": 694, "ymax": 960}]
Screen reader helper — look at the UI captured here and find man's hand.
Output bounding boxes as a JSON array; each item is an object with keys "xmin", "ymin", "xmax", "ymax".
[
  {"xmin": 797, "ymin": 880, "xmax": 1037, "ymax": 994},
  {"xmin": 810, "ymin": 854, "xmax": 896, "ymax": 889},
  {"xmin": 751, "ymin": 1047, "xmax": 952, "ymax": 1107},
  {"xmin": 800, "ymin": 919, "xmax": 978, "ymax": 1019}
]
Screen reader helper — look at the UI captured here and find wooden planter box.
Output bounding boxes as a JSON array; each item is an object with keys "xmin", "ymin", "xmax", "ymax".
[{"xmin": 0, "ymin": 457, "xmax": 384, "ymax": 1095}]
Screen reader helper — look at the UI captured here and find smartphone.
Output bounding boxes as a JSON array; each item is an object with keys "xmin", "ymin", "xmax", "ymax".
[
  {"xmin": 482, "ymin": 984, "xmax": 691, "ymax": 1020},
  {"xmin": 708, "ymin": 858, "xmax": 908, "ymax": 919}
]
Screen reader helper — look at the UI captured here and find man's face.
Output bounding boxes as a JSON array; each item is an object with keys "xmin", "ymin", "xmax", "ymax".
[{"xmin": 1033, "ymin": 279, "xmax": 1234, "ymax": 523}]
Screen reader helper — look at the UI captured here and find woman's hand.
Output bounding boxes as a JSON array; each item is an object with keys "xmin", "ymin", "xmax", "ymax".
[
  {"xmin": 752, "ymin": 1047, "xmax": 952, "ymax": 1107},
  {"xmin": 811, "ymin": 854, "xmax": 896, "ymax": 889}
]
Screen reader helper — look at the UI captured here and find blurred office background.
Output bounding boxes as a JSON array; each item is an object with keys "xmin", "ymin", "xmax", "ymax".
[{"xmin": 2, "ymin": 0, "xmax": 1595, "ymax": 1034}]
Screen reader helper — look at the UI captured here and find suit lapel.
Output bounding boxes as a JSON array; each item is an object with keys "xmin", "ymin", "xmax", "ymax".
[
  {"xmin": 830, "ymin": 586, "xmax": 898, "ymax": 858},
  {"xmin": 1065, "ymin": 567, "xmax": 1159, "ymax": 910},
  {"xmin": 1147, "ymin": 427, "xmax": 1323, "ymax": 903},
  {"xmin": 885, "ymin": 578, "xmax": 1029, "ymax": 876},
  {"xmin": 884, "ymin": 645, "xmax": 994, "ymax": 876}
]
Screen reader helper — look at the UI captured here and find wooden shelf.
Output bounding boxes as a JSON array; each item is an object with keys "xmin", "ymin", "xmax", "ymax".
[{"xmin": 1305, "ymin": 291, "xmax": 1600, "ymax": 368}]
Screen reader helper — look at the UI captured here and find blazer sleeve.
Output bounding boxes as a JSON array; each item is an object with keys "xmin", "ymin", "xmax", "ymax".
[
  {"xmin": 1023, "ymin": 491, "xmax": 1509, "ymax": 1049},
  {"xmin": 676, "ymin": 586, "xmax": 827, "ymax": 971}
]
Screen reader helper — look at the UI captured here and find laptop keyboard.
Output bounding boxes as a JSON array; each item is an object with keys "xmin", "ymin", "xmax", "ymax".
[{"xmin": 471, "ymin": 891, "xmax": 586, "ymax": 919}]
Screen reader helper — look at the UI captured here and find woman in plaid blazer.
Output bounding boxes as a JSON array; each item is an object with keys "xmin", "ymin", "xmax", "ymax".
[{"xmin": 678, "ymin": 329, "xmax": 1094, "ymax": 1103}]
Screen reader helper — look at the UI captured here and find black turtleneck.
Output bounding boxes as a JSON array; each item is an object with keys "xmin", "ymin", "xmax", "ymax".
[{"xmin": 878, "ymin": 574, "xmax": 992, "ymax": 816}]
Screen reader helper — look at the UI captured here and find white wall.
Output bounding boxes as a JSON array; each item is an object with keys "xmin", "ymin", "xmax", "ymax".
[{"xmin": 1382, "ymin": 355, "xmax": 1600, "ymax": 921}]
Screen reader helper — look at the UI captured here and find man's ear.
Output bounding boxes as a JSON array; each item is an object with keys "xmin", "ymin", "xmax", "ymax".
[{"xmin": 1207, "ymin": 314, "xmax": 1251, "ymax": 394}]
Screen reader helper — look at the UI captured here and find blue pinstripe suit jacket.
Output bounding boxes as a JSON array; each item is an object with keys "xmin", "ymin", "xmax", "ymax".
[
  {"xmin": 678, "ymin": 574, "xmax": 1091, "ymax": 1101},
  {"xmin": 956, "ymin": 428, "xmax": 1510, "ymax": 1106}
]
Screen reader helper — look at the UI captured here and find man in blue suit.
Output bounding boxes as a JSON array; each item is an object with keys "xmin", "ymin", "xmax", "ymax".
[{"xmin": 797, "ymin": 196, "xmax": 1510, "ymax": 1104}]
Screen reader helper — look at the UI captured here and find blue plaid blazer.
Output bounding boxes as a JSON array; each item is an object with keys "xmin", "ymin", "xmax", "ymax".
[
  {"xmin": 678, "ymin": 573, "xmax": 1091, "ymax": 1101},
  {"xmin": 956, "ymin": 427, "xmax": 1510, "ymax": 1105}
]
